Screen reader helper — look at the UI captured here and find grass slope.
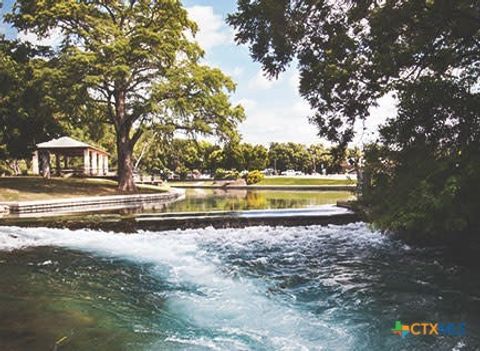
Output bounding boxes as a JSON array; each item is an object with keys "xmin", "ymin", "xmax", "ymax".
[
  {"xmin": 257, "ymin": 177, "xmax": 356, "ymax": 186},
  {"xmin": 169, "ymin": 177, "xmax": 356, "ymax": 187},
  {"xmin": 0, "ymin": 176, "xmax": 167, "ymax": 202}
]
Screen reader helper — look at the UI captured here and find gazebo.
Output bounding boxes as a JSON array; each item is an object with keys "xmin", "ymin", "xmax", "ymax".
[{"xmin": 32, "ymin": 136, "xmax": 110, "ymax": 177}]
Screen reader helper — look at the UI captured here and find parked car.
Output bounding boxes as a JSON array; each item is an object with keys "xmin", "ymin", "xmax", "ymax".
[
  {"xmin": 167, "ymin": 172, "xmax": 180, "ymax": 181},
  {"xmin": 262, "ymin": 168, "xmax": 275, "ymax": 176}
]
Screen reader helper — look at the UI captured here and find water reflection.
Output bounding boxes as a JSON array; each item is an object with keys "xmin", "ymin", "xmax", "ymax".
[{"xmin": 162, "ymin": 189, "xmax": 354, "ymax": 213}]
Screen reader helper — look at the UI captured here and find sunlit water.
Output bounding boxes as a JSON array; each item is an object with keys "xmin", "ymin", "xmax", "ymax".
[
  {"xmin": 161, "ymin": 189, "xmax": 354, "ymax": 213},
  {"xmin": 2, "ymin": 190, "xmax": 355, "ymax": 221},
  {"xmin": 1, "ymin": 224, "xmax": 479, "ymax": 350}
]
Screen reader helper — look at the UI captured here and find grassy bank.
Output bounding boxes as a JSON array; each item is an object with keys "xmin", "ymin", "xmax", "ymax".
[
  {"xmin": 0, "ymin": 176, "xmax": 167, "ymax": 202},
  {"xmin": 256, "ymin": 177, "xmax": 356, "ymax": 186},
  {"xmin": 170, "ymin": 177, "xmax": 356, "ymax": 187}
]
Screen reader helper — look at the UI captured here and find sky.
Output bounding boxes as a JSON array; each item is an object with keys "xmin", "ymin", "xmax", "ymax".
[{"xmin": 0, "ymin": 0, "xmax": 396, "ymax": 147}]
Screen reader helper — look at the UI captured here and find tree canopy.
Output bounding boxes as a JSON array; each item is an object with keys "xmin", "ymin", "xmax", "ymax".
[
  {"xmin": 0, "ymin": 37, "xmax": 63, "ymax": 162},
  {"xmin": 7, "ymin": 0, "xmax": 244, "ymax": 191},
  {"xmin": 229, "ymin": 0, "xmax": 480, "ymax": 239},
  {"xmin": 228, "ymin": 0, "xmax": 480, "ymax": 145}
]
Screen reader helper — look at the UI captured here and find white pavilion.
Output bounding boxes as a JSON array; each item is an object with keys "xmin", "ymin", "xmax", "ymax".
[{"xmin": 32, "ymin": 136, "xmax": 110, "ymax": 177}]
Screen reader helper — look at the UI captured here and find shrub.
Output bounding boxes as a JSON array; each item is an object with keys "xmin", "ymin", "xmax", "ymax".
[
  {"xmin": 175, "ymin": 165, "xmax": 190, "ymax": 180},
  {"xmin": 0, "ymin": 161, "xmax": 14, "ymax": 176},
  {"xmin": 245, "ymin": 170, "xmax": 265, "ymax": 185},
  {"xmin": 214, "ymin": 168, "xmax": 239, "ymax": 180}
]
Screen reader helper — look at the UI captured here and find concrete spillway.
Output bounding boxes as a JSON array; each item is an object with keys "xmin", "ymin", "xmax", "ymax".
[{"xmin": 0, "ymin": 205, "xmax": 360, "ymax": 232}]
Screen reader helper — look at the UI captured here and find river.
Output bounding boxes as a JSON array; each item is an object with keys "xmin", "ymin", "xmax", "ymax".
[{"xmin": 0, "ymin": 222, "xmax": 479, "ymax": 350}]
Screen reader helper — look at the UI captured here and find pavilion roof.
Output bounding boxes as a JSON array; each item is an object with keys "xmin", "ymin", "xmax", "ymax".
[{"xmin": 36, "ymin": 136, "xmax": 109, "ymax": 155}]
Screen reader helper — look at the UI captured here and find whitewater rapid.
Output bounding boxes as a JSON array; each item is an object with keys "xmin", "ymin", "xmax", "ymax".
[
  {"xmin": 0, "ymin": 224, "xmax": 476, "ymax": 351},
  {"xmin": 0, "ymin": 224, "xmax": 386, "ymax": 350}
]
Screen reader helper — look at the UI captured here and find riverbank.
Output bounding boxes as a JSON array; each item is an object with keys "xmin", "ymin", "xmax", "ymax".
[
  {"xmin": 1, "ymin": 190, "xmax": 184, "ymax": 217},
  {"xmin": 169, "ymin": 176, "xmax": 356, "ymax": 190},
  {"xmin": 257, "ymin": 176, "xmax": 355, "ymax": 186},
  {"xmin": 0, "ymin": 176, "xmax": 168, "ymax": 202},
  {"xmin": 0, "ymin": 177, "xmax": 185, "ymax": 218},
  {"xmin": 170, "ymin": 183, "xmax": 357, "ymax": 191}
]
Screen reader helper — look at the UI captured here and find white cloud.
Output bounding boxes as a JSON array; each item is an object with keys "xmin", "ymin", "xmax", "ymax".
[
  {"xmin": 237, "ymin": 85, "xmax": 397, "ymax": 147},
  {"xmin": 248, "ymin": 70, "xmax": 283, "ymax": 91},
  {"xmin": 238, "ymin": 98, "xmax": 320, "ymax": 146},
  {"xmin": 0, "ymin": 21, "xmax": 8, "ymax": 34},
  {"xmin": 292, "ymin": 99, "xmax": 312, "ymax": 116},
  {"xmin": 187, "ymin": 6, "xmax": 233, "ymax": 50},
  {"xmin": 17, "ymin": 28, "xmax": 63, "ymax": 47},
  {"xmin": 352, "ymin": 93, "xmax": 398, "ymax": 146},
  {"xmin": 231, "ymin": 66, "xmax": 244, "ymax": 77},
  {"xmin": 236, "ymin": 98, "xmax": 257, "ymax": 111},
  {"xmin": 289, "ymin": 70, "xmax": 300, "ymax": 90}
]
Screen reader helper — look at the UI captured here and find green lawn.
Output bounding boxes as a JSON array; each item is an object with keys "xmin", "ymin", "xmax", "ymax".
[
  {"xmin": 169, "ymin": 177, "xmax": 356, "ymax": 187},
  {"xmin": 0, "ymin": 176, "xmax": 167, "ymax": 202},
  {"xmin": 257, "ymin": 177, "xmax": 356, "ymax": 186}
]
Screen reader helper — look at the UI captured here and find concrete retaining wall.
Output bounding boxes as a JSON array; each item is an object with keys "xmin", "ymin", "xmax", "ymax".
[{"xmin": 1, "ymin": 190, "xmax": 184, "ymax": 215}]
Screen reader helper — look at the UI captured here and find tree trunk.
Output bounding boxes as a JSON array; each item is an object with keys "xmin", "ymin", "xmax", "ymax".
[
  {"xmin": 8, "ymin": 160, "xmax": 20, "ymax": 175},
  {"xmin": 114, "ymin": 86, "xmax": 137, "ymax": 193},
  {"xmin": 39, "ymin": 150, "xmax": 51, "ymax": 179},
  {"xmin": 117, "ymin": 125, "xmax": 137, "ymax": 192}
]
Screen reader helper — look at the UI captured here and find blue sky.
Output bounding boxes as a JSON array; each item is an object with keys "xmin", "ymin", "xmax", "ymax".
[{"xmin": 1, "ymin": 0, "xmax": 394, "ymax": 146}]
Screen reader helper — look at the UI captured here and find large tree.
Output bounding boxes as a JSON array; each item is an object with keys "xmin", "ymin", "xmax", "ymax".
[
  {"xmin": 228, "ymin": 0, "xmax": 479, "ymax": 145},
  {"xmin": 7, "ymin": 0, "xmax": 244, "ymax": 191},
  {"xmin": 0, "ymin": 37, "xmax": 63, "ymax": 170},
  {"xmin": 228, "ymin": 1, "xmax": 480, "ymax": 237}
]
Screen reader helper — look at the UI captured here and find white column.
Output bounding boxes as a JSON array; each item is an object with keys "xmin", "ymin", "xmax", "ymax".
[
  {"xmin": 83, "ymin": 149, "xmax": 90, "ymax": 175},
  {"xmin": 97, "ymin": 154, "xmax": 103, "ymax": 175},
  {"xmin": 103, "ymin": 155, "xmax": 109, "ymax": 175},
  {"xmin": 32, "ymin": 151, "xmax": 39, "ymax": 175},
  {"xmin": 97, "ymin": 153, "xmax": 101, "ymax": 175},
  {"xmin": 91, "ymin": 151, "xmax": 98, "ymax": 175}
]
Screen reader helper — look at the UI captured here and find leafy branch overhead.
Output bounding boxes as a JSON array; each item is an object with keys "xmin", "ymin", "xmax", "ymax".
[{"xmin": 228, "ymin": 0, "xmax": 480, "ymax": 145}]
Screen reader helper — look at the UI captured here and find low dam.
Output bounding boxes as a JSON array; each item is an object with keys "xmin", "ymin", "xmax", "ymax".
[{"xmin": 1, "ymin": 206, "xmax": 359, "ymax": 232}]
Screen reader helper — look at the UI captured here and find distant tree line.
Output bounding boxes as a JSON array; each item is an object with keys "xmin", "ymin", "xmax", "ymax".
[{"xmin": 134, "ymin": 133, "xmax": 360, "ymax": 178}]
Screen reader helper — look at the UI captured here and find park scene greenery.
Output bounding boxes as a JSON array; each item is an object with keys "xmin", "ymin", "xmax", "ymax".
[
  {"xmin": 229, "ymin": 0, "xmax": 480, "ymax": 240},
  {"xmin": 0, "ymin": 0, "xmax": 479, "ymax": 241},
  {"xmin": 1, "ymin": 2, "xmax": 480, "ymax": 351}
]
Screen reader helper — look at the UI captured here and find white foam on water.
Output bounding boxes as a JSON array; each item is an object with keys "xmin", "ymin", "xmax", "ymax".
[{"xmin": 0, "ymin": 223, "xmax": 385, "ymax": 350}]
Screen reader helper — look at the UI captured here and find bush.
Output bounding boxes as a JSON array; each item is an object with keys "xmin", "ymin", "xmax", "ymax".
[
  {"xmin": 361, "ymin": 143, "xmax": 480, "ymax": 241},
  {"xmin": 214, "ymin": 168, "xmax": 239, "ymax": 180},
  {"xmin": 175, "ymin": 165, "xmax": 190, "ymax": 180},
  {"xmin": 0, "ymin": 161, "xmax": 14, "ymax": 176},
  {"xmin": 245, "ymin": 170, "xmax": 265, "ymax": 185}
]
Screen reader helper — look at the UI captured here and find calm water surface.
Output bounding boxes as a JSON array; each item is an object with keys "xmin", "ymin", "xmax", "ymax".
[
  {"xmin": 152, "ymin": 188, "xmax": 354, "ymax": 213},
  {"xmin": 1, "ymin": 189, "xmax": 354, "ymax": 222},
  {"xmin": 0, "ymin": 224, "xmax": 479, "ymax": 351}
]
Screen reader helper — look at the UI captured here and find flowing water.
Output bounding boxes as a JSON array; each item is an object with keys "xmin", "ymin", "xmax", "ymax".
[{"xmin": 0, "ymin": 224, "xmax": 479, "ymax": 351}]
